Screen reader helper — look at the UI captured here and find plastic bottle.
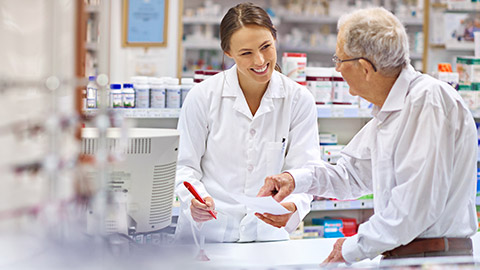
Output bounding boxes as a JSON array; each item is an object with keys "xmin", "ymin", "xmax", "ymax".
[
  {"xmin": 150, "ymin": 77, "xmax": 166, "ymax": 108},
  {"xmin": 165, "ymin": 78, "xmax": 181, "ymax": 108},
  {"xmin": 193, "ymin": 70, "xmax": 204, "ymax": 83},
  {"xmin": 86, "ymin": 76, "xmax": 97, "ymax": 108},
  {"xmin": 180, "ymin": 78, "xmax": 194, "ymax": 107},
  {"xmin": 110, "ymin": 83, "xmax": 123, "ymax": 108},
  {"xmin": 282, "ymin": 52, "xmax": 307, "ymax": 84},
  {"xmin": 132, "ymin": 76, "xmax": 150, "ymax": 108},
  {"xmin": 306, "ymin": 67, "xmax": 333, "ymax": 105},
  {"xmin": 123, "ymin": 83, "xmax": 135, "ymax": 108}
]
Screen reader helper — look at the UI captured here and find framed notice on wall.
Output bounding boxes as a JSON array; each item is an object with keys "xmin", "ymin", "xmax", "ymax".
[{"xmin": 122, "ymin": 0, "xmax": 168, "ymax": 47}]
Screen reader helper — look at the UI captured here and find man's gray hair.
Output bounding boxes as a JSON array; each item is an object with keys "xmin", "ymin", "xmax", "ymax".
[{"xmin": 337, "ymin": 7, "xmax": 410, "ymax": 76}]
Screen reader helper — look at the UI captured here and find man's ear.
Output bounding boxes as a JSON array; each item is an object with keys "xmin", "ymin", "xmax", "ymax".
[
  {"xmin": 224, "ymin": 51, "xmax": 232, "ymax": 58},
  {"xmin": 359, "ymin": 59, "xmax": 374, "ymax": 81}
]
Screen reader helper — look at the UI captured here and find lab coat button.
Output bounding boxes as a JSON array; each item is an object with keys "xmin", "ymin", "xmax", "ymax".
[
  {"xmin": 241, "ymin": 225, "xmax": 246, "ymax": 231},
  {"xmin": 247, "ymin": 165, "xmax": 254, "ymax": 171},
  {"xmin": 250, "ymin": 129, "xmax": 256, "ymax": 135}
]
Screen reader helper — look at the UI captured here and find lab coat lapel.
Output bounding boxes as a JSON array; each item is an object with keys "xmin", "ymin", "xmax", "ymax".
[
  {"xmin": 254, "ymin": 71, "xmax": 285, "ymax": 119},
  {"xmin": 222, "ymin": 65, "xmax": 254, "ymax": 119}
]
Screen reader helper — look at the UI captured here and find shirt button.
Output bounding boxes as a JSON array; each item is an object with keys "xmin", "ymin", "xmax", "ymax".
[
  {"xmin": 247, "ymin": 165, "xmax": 254, "ymax": 171},
  {"xmin": 250, "ymin": 129, "xmax": 256, "ymax": 135}
]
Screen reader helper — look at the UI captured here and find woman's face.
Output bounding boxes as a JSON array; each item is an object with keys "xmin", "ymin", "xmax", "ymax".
[{"xmin": 225, "ymin": 25, "xmax": 277, "ymax": 89}]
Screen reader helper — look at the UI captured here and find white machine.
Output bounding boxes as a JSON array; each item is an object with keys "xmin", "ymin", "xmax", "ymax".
[{"xmin": 81, "ymin": 128, "xmax": 179, "ymax": 234}]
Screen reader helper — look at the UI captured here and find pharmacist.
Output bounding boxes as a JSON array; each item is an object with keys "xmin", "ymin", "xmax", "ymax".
[
  {"xmin": 174, "ymin": 3, "xmax": 320, "ymax": 243},
  {"xmin": 258, "ymin": 7, "xmax": 477, "ymax": 263}
]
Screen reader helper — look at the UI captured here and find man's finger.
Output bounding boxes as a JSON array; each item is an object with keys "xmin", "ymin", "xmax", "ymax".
[{"xmin": 257, "ymin": 178, "xmax": 276, "ymax": 197}]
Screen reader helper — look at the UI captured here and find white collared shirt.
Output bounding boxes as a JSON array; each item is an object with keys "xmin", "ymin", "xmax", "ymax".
[
  {"xmin": 175, "ymin": 65, "xmax": 320, "ymax": 243},
  {"xmin": 290, "ymin": 65, "xmax": 478, "ymax": 262}
]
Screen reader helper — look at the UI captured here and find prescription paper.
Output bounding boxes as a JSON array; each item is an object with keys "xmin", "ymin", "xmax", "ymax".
[{"xmin": 231, "ymin": 194, "xmax": 291, "ymax": 215}]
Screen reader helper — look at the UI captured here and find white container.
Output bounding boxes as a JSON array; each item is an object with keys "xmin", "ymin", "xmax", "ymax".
[
  {"xmin": 110, "ymin": 83, "xmax": 123, "ymax": 108},
  {"xmin": 180, "ymin": 78, "xmax": 194, "ymax": 107},
  {"xmin": 132, "ymin": 76, "xmax": 150, "ymax": 108},
  {"xmin": 306, "ymin": 67, "xmax": 333, "ymax": 104},
  {"xmin": 332, "ymin": 71, "xmax": 356, "ymax": 105},
  {"xmin": 282, "ymin": 52, "xmax": 307, "ymax": 83},
  {"xmin": 123, "ymin": 83, "xmax": 135, "ymax": 108},
  {"xmin": 86, "ymin": 76, "xmax": 97, "ymax": 109},
  {"xmin": 194, "ymin": 70, "xmax": 204, "ymax": 83},
  {"xmin": 150, "ymin": 77, "xmax": 166, "ymax": 108},
  {"xmin": 166, "ymin": 78, "xmax": 181, "ymax": 108}
]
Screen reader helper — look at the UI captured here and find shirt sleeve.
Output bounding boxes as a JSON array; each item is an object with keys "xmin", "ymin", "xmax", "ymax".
[
  {"xmin": 343, "ymin": 89, "xmax": 459, "ymax": 263},
  {"xmin": 175, "ymin": 85, "xmax": 211, "ymax": 205}
]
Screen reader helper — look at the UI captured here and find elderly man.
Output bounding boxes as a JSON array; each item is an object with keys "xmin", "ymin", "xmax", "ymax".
[{"xmin": 257, "ymin": 7, "xmax": 478, "ymax": 264}]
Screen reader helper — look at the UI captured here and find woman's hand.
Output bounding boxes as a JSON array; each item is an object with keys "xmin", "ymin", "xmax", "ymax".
[
  {"xmin": 254, "ymin": 202, "xmax": 297, "ymax": 228},
  {"xmin": 190, "ymin": 196, "xmax": 217, "ymax": 223}
]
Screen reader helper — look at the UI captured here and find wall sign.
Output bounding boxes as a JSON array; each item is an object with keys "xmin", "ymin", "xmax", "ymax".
[{"xmin": 122, "ymin": 0, "xmax": 168, "ymax": 47}]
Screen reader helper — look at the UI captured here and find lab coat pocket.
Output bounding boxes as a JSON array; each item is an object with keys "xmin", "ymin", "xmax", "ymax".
[{"xmin": 266, "ymin": 142, "xmax": 285, "ymax": 176}]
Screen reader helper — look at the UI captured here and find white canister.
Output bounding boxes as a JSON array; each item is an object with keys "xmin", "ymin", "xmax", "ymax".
[
  {"xmin": 166, "ymin": 78, "xmax": 181, "ymax": 108},
  {"xmin": 282, "ymin": 52, "xmax": 307, "ymax": 83},
  {"xmin": 150, "ymin": 77, "xmax": 166, "ymax": 108},
  {"xmin": 306, "ymin": 67, "xmax": 333, "ymax": 104},
  {"xmin": 180, "ymin": 78, "xmax": 194, "ymax": 107},
  {"xmin": 132, "ymin": 76, "xmax": 150, "ymax": 108}
]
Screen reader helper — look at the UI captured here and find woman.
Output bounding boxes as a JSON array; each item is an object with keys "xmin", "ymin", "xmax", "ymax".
[{"xmin": 175, "ymin": 2, "xmax": 320, "ymax": 243}]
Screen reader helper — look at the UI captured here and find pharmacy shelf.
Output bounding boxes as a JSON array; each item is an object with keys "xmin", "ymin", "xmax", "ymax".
[
  {"xmin": 84, "ymin": 106, "xmax": 371, "ymax": 119},
  {"xmin": 278, "ymin": 45, "xmax": 335, "ymax": 54},
  {"xmin": 401, "ymin": 18, "xmax": 423, "ymax": 26},
  {"xmin": 83, "ymin": 108, "xmax": 181, "ymax": 118},
  {"xmin": 445, "ymin": 40, "xmax": 474, "ymax": 51},
  {"xmin": 183, "ymin": 41, "xmax": 221, "ymax": 50},
  {"xmin": 183, "ymin": 16, "xmax": 223, "ymax": 24},
  {"xmin": 317, "ymin": 105, "xmax": 372, "ymax": 118},
  {"xmin": 311, "ymin": 199, "xmax": 373, "ymax": 211},
  {"xmin": 183, "ymin": 16, "xmax": 280, "ymax": 25},
  {"xmin": 279, "ymin": 15, "xmax": 338, "ymax": 24},
  {"xmin": 476, "ymin": 196, "xmax": 480, "ymax": 206}
]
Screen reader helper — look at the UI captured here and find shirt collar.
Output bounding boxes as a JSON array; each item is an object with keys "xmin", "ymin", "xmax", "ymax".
[{"xmin": 372, "ymin": 64, "xmax": 420, "ymax": 120}]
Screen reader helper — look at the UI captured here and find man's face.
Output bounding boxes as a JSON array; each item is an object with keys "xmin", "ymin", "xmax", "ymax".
[{"xmin": 335, "ymin": 29, "xmax": 365, "ymax": 98}]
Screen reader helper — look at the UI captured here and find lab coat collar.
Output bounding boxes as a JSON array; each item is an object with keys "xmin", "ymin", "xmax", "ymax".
[
  {"xmin": 372, "ymin": 64, "xmax": 420, "ymax": 121},
  {"xmin": 222, "ymin": 65, "xmax": 285, "ymax": 119},
  {"xmin": 222, "ymin": 65, "xmax": 286, "ymax": 98}
]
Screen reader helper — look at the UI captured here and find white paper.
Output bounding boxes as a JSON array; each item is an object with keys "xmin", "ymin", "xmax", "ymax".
[{"xmin": 231, "ymin": 194, "xmax": 291, "ymax": 215}]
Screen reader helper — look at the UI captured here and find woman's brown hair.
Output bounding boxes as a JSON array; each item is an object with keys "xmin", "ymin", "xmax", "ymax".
[{"xmin": 219, "ymin": 2, "xmax": 281, "ymax": 72}]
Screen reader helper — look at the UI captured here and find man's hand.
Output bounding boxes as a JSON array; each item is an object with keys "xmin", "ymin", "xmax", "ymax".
[
  {"xmin": 257, "ymin": 172, "xmax": 295, "ymax": 202},
  {"xmin": 322, "ymin": 238, "xmax": 347, "ymax": 264},
  {"xmin": 255, "ymin": 202, "xmax": 296, "ymax": 228},
  {"xmin": 190, "ymin": 196, "xmax": 217, "ymax": 223}
]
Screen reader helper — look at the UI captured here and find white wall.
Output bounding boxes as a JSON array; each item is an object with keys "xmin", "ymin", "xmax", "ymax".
[{"xmin": 108, "ymin": 0, "xmax": 180, "ymax": 83}]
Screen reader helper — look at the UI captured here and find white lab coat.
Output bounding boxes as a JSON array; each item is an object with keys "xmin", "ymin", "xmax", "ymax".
[{"xmin": 175, "ymin": 65, "xmax": 320, "ymax": 243}]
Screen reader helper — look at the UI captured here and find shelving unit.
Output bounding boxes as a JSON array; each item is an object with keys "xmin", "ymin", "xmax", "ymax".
[{"xmin": 180, "ymin": 0, "xmax": 427, "ymax": 75}]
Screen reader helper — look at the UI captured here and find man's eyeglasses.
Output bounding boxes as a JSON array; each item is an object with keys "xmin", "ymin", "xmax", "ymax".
[{"xmin": 332, "ymin": 54, "xmax": 377, "ymax": 72}]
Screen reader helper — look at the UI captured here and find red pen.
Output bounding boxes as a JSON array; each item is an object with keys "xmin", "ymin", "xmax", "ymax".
[{"xmin": 184, "ymin": 181, "xmax": 217, "ymax": 219}]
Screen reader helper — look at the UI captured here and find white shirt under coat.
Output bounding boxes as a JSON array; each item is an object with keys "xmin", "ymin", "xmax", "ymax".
[
  {"xmin": 175, "ymin": 65, "xmax": 320, "ymax": 243},
  {"xmin": 290, "ymin": 65, "xmax": 478, "ymax": 262}
]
